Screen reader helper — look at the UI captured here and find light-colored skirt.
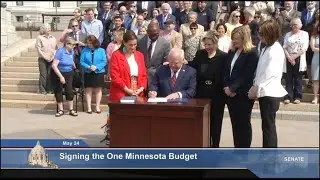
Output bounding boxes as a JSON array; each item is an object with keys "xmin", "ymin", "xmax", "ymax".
[{"xmin": 311, "ymin": 52, "xmax": 319, "ymax": 80}]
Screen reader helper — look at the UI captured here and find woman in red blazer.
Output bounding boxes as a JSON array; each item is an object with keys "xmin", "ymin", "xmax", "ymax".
[{"xmin": 109, "ymin": 30, "xmax": 148, "ymax": 101}]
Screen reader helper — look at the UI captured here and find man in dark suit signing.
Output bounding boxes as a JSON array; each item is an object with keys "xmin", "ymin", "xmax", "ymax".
[{"xmin": 148, "ymin": 48, "xmax": 197, "ymax": 99}]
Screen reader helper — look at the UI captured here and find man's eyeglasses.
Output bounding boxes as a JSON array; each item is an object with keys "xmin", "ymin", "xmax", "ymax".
[{"xmin": 190, "ymin": 28, "xmax": 197, "ymax": 30}]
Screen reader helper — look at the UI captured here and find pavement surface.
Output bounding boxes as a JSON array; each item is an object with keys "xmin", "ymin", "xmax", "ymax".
[{"xmin": 1, "ymin": 108, "xmax": 319, "ymax": 147}]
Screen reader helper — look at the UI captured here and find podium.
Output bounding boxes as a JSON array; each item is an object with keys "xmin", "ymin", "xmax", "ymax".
[{"xmin": 108, "ymin": 98, "xmax": 211, "ymax": 147}]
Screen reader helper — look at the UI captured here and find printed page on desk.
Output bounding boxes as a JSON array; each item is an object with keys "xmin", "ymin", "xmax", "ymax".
[
  {"xmin": 120, "ymin": 96, "xmax": 137, "ymax": 103},
  {"xmin": 147, "ymin": 98, "xmax": 168, "ymax": 103}
]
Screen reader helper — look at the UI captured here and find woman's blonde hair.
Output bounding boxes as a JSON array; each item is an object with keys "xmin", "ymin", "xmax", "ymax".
[
  {"xmin": 64, "ymin": 37, "xmax": 76, "ymax": 46},
  {"xmin": 113, "ymin": 30, "xmax": 123, "ymax": 42},
  {"xmin": 228, "ymin": 10, "xmax": 240, "ymax": 24},
  {"xmin": 231, "ymin": 26, "xmax": 255, "ymax": 53},
  {"xmin": 202, "ymin": 30, "xmax": 219, "ymax": 44}
]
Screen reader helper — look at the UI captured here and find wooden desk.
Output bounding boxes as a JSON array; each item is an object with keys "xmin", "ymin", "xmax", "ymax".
[{"xmin": 108, "ymin": 98, "xmax": 211, "ymax": 147}]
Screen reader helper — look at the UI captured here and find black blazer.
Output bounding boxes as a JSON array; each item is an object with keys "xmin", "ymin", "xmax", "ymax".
[{"xmin": 223, "ymin": 49, "xmax": 259, "ymax": 95}]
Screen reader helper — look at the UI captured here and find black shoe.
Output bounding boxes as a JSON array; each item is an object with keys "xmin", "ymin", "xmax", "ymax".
[
  {"xmin": 87, "ymin": 111, "xmax": 93, "ymax": 114},
  {"xmin": 47, "ymin": 91, "xmax": 54, "ymax": 94}
]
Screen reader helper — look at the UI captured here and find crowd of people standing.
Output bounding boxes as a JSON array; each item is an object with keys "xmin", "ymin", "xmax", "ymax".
[{"xmin": 34, "ymin": 1, "xmax": 319, "ymax": 148}]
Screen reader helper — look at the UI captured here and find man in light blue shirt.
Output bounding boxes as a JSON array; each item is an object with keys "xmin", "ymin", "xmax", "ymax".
[{"xmin": 81, "ymin": 8, "xmax": 104, "ymax": 46}]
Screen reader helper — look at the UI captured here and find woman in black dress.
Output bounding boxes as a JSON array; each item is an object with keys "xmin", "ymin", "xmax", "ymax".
[{"xmin": 188, "ymin": 30, "xmax": 228, "ymax": 148}]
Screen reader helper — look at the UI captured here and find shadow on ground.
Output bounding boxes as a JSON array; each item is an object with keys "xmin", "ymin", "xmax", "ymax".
[{"xmin": 28, "ymin": 109, "xmax": 56, "ymax": 115}]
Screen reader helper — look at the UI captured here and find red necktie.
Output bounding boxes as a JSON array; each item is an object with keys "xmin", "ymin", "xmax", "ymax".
[{"xmin": 172, "ymin": 72, "xmax": 177, "ymax": 87}]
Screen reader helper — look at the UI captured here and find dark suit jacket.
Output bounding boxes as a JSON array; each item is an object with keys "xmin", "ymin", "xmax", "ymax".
[
  {"xmin": 246, "ymin": 20, "xmax": 260, "ymax": 46},
  {"xmin": 97, "ymin": 10, "xmax": 113, "ymax": 26},
  {"xmin": 301, "ymin": 9, "xmax": 315, "ymax": 30},
  {"xmin": 136, "ymin": 1, "xmax": 156, "ymax": 19},
  {"xmin": 223, "ymin": 49, "xmax": 259, "ymax": 95},
  {"xmin": 97, "ymin": 1, "xmax": 109, "ymax": 14},
  {"xmin": 149, "ymin": 64, "xmax": 197, "ymax": 98},
  {"xmin": 156, "ymin": 14, "xmax": 176, "ymax": 30}
]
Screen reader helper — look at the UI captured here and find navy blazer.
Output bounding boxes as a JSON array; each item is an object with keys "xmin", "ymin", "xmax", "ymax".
[
  {"xmin": 301, "ymin": 9, "xmax": 315, "ymax": 29},
  {"xmin": 156, "ymin": 14, "xmax": 176, "ymax": 30},
  {"xmin": 97, "ymin": 10, "xmax": 113, "ymax": 26},
  {"xmin": 223, "ymin": 49, "xmax": 259, "ymax": 95},
  {"xmin": 149, "ymin": 64, "xmax": 197, "ymax": 98},
  {"xmin": 124, "ymin": 14, "xmax": 135, "ymax": 30}
]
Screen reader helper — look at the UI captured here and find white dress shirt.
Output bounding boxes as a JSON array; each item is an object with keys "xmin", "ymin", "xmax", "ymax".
[
  {"xmin": 218, "ymin": 35, "xmax": 232, "ymax": 53},
  {"xmin": 230, "ymin": 49, "xmax": 242, "ymax": 76},
  {"xmin": 147, "ymin": 38, "xmax": 158, "ymax": 58},
  {"xmin": 254, "ymin": 42, "xmax": 287, "ymax": 98},
  {"xmin": 170, "ymin": 67, "xmax": 182, "ymax": 98},
  {"xmin": 126, "ymin": 54, "xmax": 139, "ymax": 76}
]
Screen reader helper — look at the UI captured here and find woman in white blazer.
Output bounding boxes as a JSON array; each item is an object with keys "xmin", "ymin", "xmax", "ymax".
[
  {"xmin": 248, "ymin": 19, "xmax": 287, "ymax": 148},
  {"xmin": 282, "ymin": 18, "xmax": 309, "ymax": 104}
]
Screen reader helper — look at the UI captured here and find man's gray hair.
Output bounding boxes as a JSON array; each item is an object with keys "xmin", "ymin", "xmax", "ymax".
[
  {"xmin": 243, "ymin": 7, "xmax": 255, "ymax": 17},
  {"xmin": 168, "ymin": 48, "xmax": 185, "ymax": 60},
  {"xmin": 161, "ymin": 3, "xmax": 170, "ymax": 9},
  {"xmin": 39, "ymin": 23, "xmax": 51, "ymax": 35}
]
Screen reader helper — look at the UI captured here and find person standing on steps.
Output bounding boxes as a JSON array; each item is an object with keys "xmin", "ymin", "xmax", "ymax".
[{"xmin": 35, "ymin": 23, "xmax": 57, "ymax": 95}]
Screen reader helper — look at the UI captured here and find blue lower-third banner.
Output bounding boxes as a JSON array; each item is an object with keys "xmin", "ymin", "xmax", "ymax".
[{"xmin": 1, "ymin": 147, "xmax": 319, "ymax": 178}]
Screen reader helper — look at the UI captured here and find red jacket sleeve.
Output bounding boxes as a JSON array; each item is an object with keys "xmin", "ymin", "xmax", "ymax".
[
  {"xmin": 110, "ymin": 52, "xmax": 126, "ymax": 90},
  {"xmin": 138, "ymin": 52, "xmax": 148, "ymax": 90}
]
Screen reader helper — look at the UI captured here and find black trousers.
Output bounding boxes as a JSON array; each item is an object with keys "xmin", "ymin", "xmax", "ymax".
[
  {"xmin": 259, "ymin": 96, "xmax": 281, "ymax": 148},
  {"xmin": 38, "ymin": 57, "xmax": 52, "ymax": 93},
  {"xmin": 210, "ymin": 94, "xmax": 226, "ymax": 148},
  {"xmin": 226, "ymin": 93, "xmax": 255, "ymax": 148},
  {"xmin": 284, "ymin": 59, "xmax": 303, "ymax": 100},
  {"xmin": 51, "ymin": 71, "xmax": 74, "ymax": 103}
]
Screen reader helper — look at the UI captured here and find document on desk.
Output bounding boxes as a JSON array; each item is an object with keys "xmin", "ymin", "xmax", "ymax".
[{"xmin": 147, "ymin": 98, "xmax": 168, "ymax": 103}]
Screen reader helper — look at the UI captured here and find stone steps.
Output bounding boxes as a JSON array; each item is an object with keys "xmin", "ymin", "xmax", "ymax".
[
  {"xmin": 1, "ymin": 78, "xmax": 38, "ymax": 85},
  {"xmin": 21, "ymin": 51, "xmax": 38, "ymax": 57},
  {"xmin": 2, "ymin": 66, "xmax": 38, "ymax": 73},
  {"xmin": 1, "ymin": 84, "xmax": 38, "ymax": 93},
  {"xmin": 1, "ymin": 72, "xmax": 39, "ymax": 79},
  {"xmin": 13, "ymin": 57, "xmax": 38, "ymax": 62},
  {"xmin": 5, "ymin": 61, "xmax": 38, "ymax": 67},
  {"xmin": 27, "ymin": 48, "xmax": 37, "ymax": 52}
]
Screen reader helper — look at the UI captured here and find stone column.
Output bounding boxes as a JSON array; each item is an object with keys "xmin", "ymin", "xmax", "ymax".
[{"xmin": 1, "ymin": 7, "xmax": 20, "ymax": 52}]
